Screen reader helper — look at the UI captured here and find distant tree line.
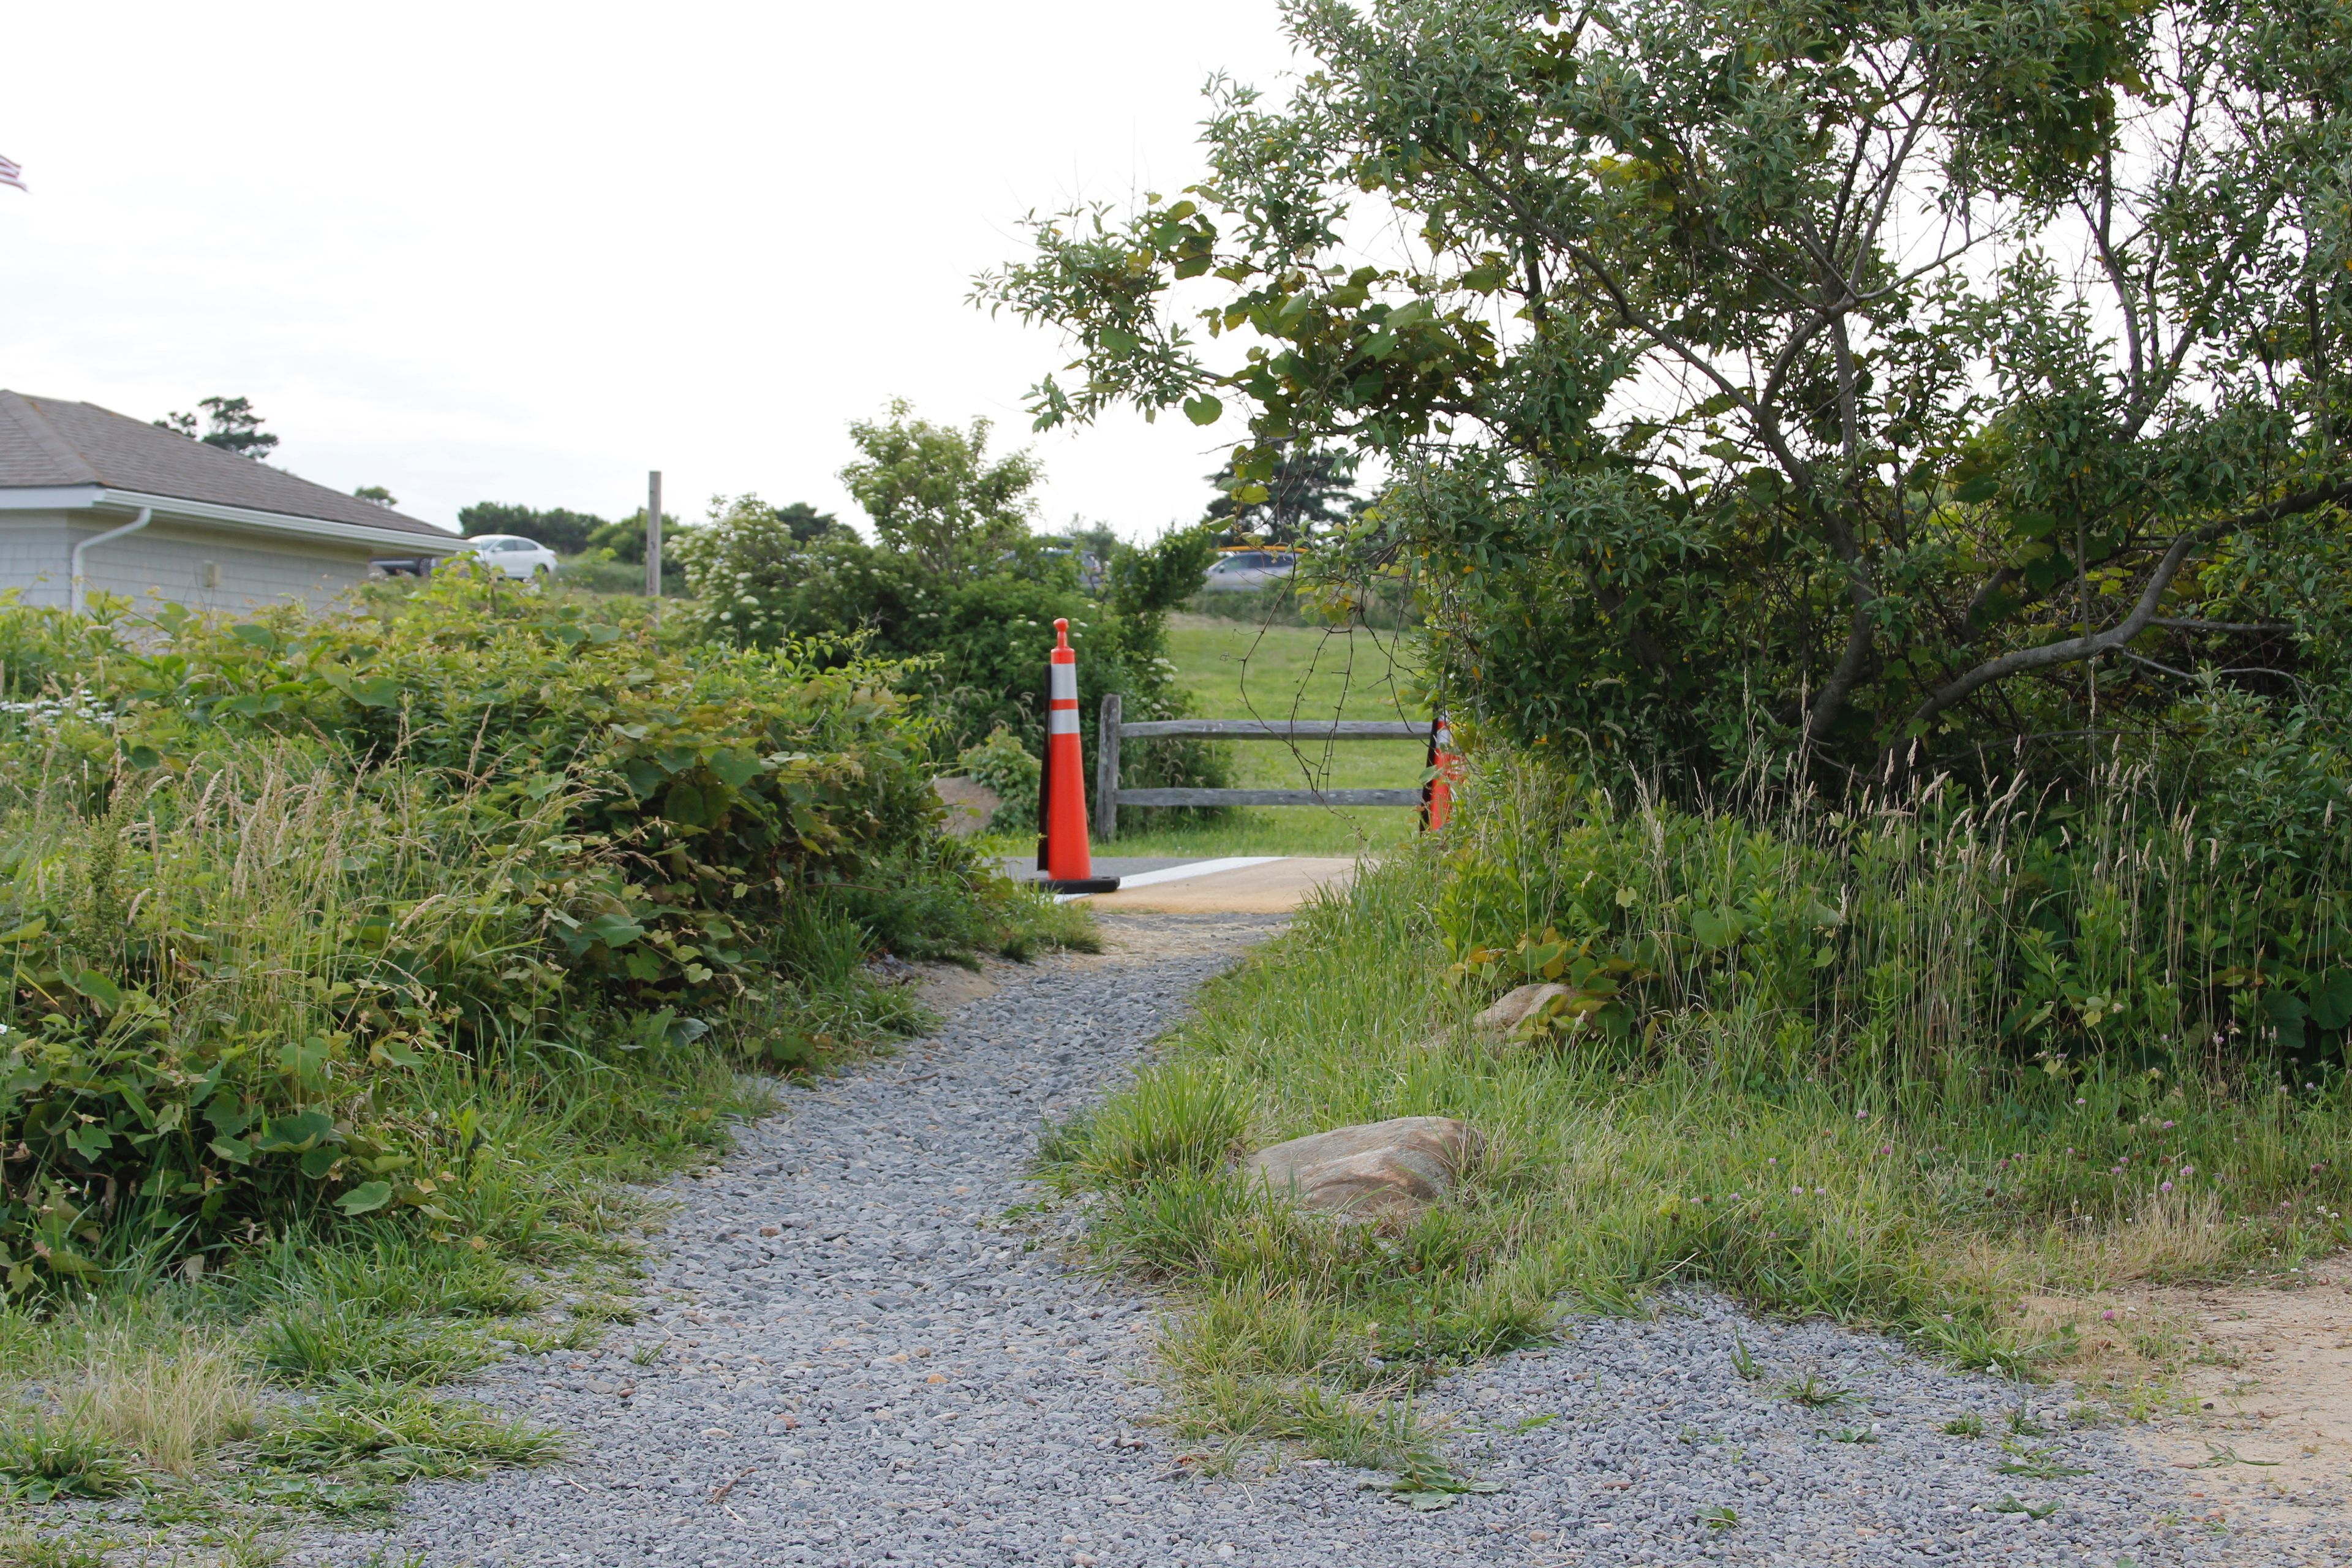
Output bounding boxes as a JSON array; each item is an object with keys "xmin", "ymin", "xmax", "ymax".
[{"xmin": 458, "ymin": 499, "xmax": 839, "ymax": 562}]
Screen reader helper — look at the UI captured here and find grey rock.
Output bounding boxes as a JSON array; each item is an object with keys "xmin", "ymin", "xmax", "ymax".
[
  {"xmin": 1242, "ymin": 1116, "xmax": 1482, "ymax": 1219},
  {"xmin": 1472, "ymin": 981, "xmax": 1574, "ymax": 1036},
  {"xmin": 928, "ymin": 775, "xmax": 1000, "ymax": 838}
]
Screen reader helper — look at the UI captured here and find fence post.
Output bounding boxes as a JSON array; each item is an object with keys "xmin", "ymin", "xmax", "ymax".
[{"xmin": 1095, "ymin": 692, "xmax": 1122, "ymax": 842}]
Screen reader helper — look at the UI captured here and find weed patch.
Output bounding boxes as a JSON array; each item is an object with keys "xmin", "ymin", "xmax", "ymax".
[
  {"xmin": 255, "ymin": 1386, "xmax": 562, "ymax": 1482},
  {"xmin": 0, "ymin": 1407, "xmax": 136, "ymax": 1502}
]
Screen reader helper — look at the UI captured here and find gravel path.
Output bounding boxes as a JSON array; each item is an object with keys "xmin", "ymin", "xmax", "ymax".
[{"xmin": 303, "ymin": 913, "xmax": 2340, "ymax": 1567}]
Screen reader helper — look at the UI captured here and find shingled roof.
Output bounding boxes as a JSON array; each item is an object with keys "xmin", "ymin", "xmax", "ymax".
[{"xmin": 0, "ymin": 391, "xmax": 451, "ymax": 538}]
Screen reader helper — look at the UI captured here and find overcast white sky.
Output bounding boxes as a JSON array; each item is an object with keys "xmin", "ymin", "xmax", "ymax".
[{"xmin": 0, "ymin": 2, "xmax": 1298, "ymax": 539}]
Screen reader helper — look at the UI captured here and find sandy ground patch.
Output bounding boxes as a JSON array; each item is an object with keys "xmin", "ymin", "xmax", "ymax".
[
  {"xmin": 2031, "ymin": 1257, "xmax": 2352, "ymax": 1537},
  {"xmin": 1084, "ymin": 856, "xmax": 1358, "ymax": 912}
]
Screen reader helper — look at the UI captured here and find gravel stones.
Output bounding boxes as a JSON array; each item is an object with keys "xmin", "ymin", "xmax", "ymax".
[
  {"xmin": 295, "ymin": 912, "xmax": 2338, "ymax": 1567},
  {"xmin": 1243, "ymin": 1115, "xmax": 1481, "ymax": 1220}
]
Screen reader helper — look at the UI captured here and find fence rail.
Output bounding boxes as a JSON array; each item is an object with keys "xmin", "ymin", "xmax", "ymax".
[{"xmin": 1093, "ymin": 694, "xmax": 1433, "ymax": 836}]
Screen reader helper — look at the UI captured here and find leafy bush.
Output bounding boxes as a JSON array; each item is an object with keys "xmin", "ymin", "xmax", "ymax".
[
  {"xmin": 0, "ymin": 567, "xmax": 1066, "ymax": 1296},
  {"xmin": 957, "ymin": 726, "xmax": 1041, "ymax": 832},
  {"xmin": 1433, "ymin": 755, "xmax": 2352, "ymax": 1087},
  {"xmin": 674, "ymin": 500, "xmax": 1231, "ymax": 818}
]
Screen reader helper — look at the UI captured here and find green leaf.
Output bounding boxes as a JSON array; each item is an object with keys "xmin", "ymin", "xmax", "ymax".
[
  {"xmin": 582, "ymin": 913, "xmax": 646, "ymax": 949},
  {"xmin": 252, "ymin": 1109, "xmax": 337, "ymax": 1153},
  {"xmin": 347, "ymin": 676, "xmax": 402, "ymax": 709},
  {"xmin": 0, "ymin": 917, "xmax": 47, "ymax": 945},
  {"xmin": 1953, "ymin": 477, "xmax": 1999, "ymax": 504},
  {"xmin": 67, "ymin": 969, "xmax": 123, "ymax": 1010},
  {"xmin": 1182, "ymin": 393, "xmax": 1224, "ymax": 426},
  {"xmin": 662, "ymin": 782, "xmax": 709, "ymax": 827},
  {"xmin": 279, "ymin": 1035, "xmax": 330, "ymax": 1083},
  {"xmin": 372, "ymin": 1038, "xmax": 424, "ymax": 1068},
  {"xmin": 622, "ymin": 758, "xmax": 665, "ymax": 799},
  {"xmin": 336, "ymin": 1180, "xmax": 394, "ymax": 1215},
  {"xmin": 707, "ymin": 748, "xmax": 761, "ymax": 790},
  {"xmin": 2309, "ymin": 970, "xmax": 2352, "ymax": 1031}
]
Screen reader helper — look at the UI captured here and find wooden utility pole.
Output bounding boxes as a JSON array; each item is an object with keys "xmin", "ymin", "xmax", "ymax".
[{"xmin": 646, "ymin": 470, "xmax": 663, "ymax": 627}]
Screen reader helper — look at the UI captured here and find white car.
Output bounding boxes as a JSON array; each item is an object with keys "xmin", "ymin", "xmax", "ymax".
[
  {"xmin": 1200, "ymin": 549, "xmax": 1297, "ymax": 592},
  {"xmin": 459, "ymin": 534, "xmax": 560, "ymax": 579}
]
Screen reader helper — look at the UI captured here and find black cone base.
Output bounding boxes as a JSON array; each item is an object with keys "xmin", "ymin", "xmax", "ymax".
[{"xmin": 1044, "ymin": 876, "xmax": 1123, "ymax": 894}]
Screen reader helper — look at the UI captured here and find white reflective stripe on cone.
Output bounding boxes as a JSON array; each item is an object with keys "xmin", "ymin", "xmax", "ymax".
[
  {"xmin": 1049, "ymin": 709, "xmax": 1080, "ymax": 734},
  {"xmin": 1049, "ymin": 665, "xmax": 1078, "ymax": 700}
]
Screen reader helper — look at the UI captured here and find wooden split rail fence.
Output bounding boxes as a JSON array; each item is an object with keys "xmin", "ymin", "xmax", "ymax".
[{"xmin": 1091, "ymin": 692, "xmax": 1433, "ymax": 838}]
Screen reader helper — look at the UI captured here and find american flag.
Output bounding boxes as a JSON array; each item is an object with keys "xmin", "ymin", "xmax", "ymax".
[{"xmin": 0, "ymin": 154, "xmax": 23, "ymax": 194}]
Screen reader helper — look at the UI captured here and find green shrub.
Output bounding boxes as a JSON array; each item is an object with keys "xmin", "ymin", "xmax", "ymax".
[
  {"xmin": 1431, "ymin": 754, "xmax": 2352, "ymax": 1087},
  {"xmin": 0, "ymin": 567, "xmax": 1073, "ymax": 1296},
  {"xmin": 674, "ymin": 499, "xmax": 1230, "ymax": 808},
  {"xmin": 957, "ymin": 725, "xmax": 1041, "ymax": 832}
]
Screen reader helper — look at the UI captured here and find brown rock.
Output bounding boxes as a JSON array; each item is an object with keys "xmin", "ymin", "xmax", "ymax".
[
  {"xmin": 1242, "ymin": 1115, "xmax": 1482, "ymax": 1220},
  {"xmin": 1473, "ymin": 982, "xmax": 1574, "ymax": 1036},
  {"xmin": 930, "ymin": 775, "xmax": 1001, "ymax": 839}
]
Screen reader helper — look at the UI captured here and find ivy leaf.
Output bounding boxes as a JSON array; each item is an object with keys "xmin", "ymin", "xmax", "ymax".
[
  {"xmin": 1182, "ymin": 393, "xmax": 1224, "ymax": 426},
  {"xmin": 336, "ymin": 1180, "xmax": 394, "ymax": 1215}
]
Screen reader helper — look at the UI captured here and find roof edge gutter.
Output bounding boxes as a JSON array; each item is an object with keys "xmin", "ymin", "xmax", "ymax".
[
  {"xmin": 71, "ymin": 506, "xmax": 153, "ymax": 616},
  {"xmin": 88, "ymin": 488, "xmax": 464, "ymax": 554}
]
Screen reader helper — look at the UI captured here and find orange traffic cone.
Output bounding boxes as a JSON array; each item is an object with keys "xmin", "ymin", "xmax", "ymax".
[
  {"xmin": 1420, "ymin": 714, "xmax": 1461, "ymax": 832},
  {"xmin": 1038, "ymin": 618, "xmax": 1121, "ymax": 894}
]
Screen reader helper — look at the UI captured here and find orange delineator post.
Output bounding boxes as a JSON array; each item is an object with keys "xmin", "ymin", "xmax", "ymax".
[
  {"xmin": 1421, "ymin": 715, "xmax": 1461, "ymax": 832},
  {"xmin": 1038, "ymin": 619, "xmax": 1121, "ymax": 894}
]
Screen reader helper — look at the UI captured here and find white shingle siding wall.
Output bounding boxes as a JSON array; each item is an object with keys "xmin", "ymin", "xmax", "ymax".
[
  {"xmin": 0, "ymin": 510, "xmax": 70, "ymax": 606},
  {"xmin": 1, "ymin": 513, "xmax": 376, "ymax": 614}
]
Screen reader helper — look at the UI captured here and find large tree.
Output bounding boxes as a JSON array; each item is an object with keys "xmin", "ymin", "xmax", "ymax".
[{"xmin": 981, "ymin": 0, "xmax": 2352, "ymax": 783}]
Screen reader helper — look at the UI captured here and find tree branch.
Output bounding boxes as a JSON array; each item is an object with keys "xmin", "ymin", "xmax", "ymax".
[
  {"xmin": 1906, "ymin": 481, "xmax": 2352, "ymax": 731},
  {"xmin": 2150, "ymin": 617, "xmax": 2294, "ymax": 634}
]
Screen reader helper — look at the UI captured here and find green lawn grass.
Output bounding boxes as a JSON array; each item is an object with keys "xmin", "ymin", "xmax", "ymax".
[{"xmin": 1102, "ymin": 614, "xmax": 1432, "ymax": 854}]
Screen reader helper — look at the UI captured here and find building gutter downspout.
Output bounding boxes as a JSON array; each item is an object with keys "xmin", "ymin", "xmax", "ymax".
[{"xmin": 70, "ymin": 506, "xmax": 153, "ymax": 616}]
